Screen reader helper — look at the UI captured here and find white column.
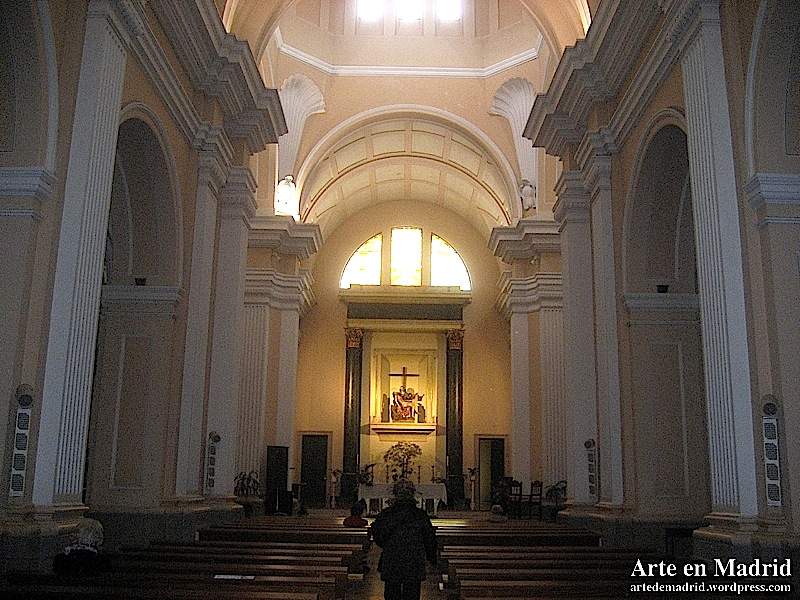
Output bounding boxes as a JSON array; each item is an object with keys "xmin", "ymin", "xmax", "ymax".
[
  {"xmin": 275, "ymin": 307, "xmax": 300, "ymax": 488},
  {"xmin": 586, "ymin": 153, "xmax": 624, "ymax": 507},
  {"xmin": 174, "ymin": 149, "xmax": 228, "ymax": 498},
  {"xmin": 33, "ymin": 1, "xmax": 128, "ymax": 508},
  {"xmin": 206, "ymin": 167, "xmax": 256, "ymax": 498},
  {"xmin": 554, "ymin": 171, "xmax": 599, "ymax": 505},
  {"xmin": 539, "ymin": 301, "xmax": 568, "ymax": 487},
  {"xmin": 237, "ymin": 303, "xmax": 270, "ymax": 474},
  {"xmin": 509, "ymin": 310, "xmax": 533, "ymax": 482},
  {"xmin": 680, "ymin": 0, "xmax": 758, "ymax": 518}
]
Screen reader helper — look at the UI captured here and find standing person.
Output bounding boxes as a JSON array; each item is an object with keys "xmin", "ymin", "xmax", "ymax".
[{"xmin": 371, "ymin": 479, "xmax": 437, "ymax": 600}]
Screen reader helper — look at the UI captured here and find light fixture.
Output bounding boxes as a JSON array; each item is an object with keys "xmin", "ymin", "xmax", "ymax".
[
  {"xmin": 275, "ymin": 175, "xmax": 300, "ymax": 220},
  {"xmin": 396, "ymin": 0, "xmax": 424, "ymax": 21},
  {"xmin": 358, "ymin": 0, "xmax": 384, "ymax": 22},
  {"xmin": 437, "ymin": 0, "xmax": 462, "ymax": 22}
]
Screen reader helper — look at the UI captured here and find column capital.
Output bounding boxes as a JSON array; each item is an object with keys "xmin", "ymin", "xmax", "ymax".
[
  {"xmin": 664, "ymin": 0, "xmax": 720, "ymax": 51},
  {"xmin": 446, "ymin": 329, "xmax": 464, "ymax": 351},
  {"xmin": 553, "ymin": 170, "xmax": 591, "ymax": 227},
  {"xmin": 345, "ymin": 328, "xmax": 364, "ymax": 348},
  {"xmin": 245, "ymin": 268, "xmax": 315, "ymax": 314},
  {"xmin": 496, "ymin": 272, "xmax": 564, "ymax": 317},
  {"xmin": 576, "ymin": 129, "xmax": 616, "ymax": 199},
  {"xmin": 87, "ymin": 0, "xmax": 145, "ymax": 48},
  {"xmin": 197, "ymin": 129, "xmax": 233, "ymax": 194},
  {"xmin": 489, "ymin": 219, "xmax": 560, "ymax": 264},
  {"xmin": 220, "ymin": 166, "xmax": 257, "ymax": 224}
]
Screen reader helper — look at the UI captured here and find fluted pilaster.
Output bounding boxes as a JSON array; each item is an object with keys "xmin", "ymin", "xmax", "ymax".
[
  {"xmin": 579, "ymin": 134, "xmax": 624, "ymax": 507},
  {"xmin": 237, "ymin": 305, "xmax": 270, "ymax": 475},
  {"xmin": 175, "ymin": 143, "xmax": 231, "ymax": 498},
  {"xmin": 238, "ymin": 268, "xmax": 314, "ymax": 490},
  {"xmin": 554, "ymin": 171, "xmax": 598, "ymax": 505},
  {"xmin": 206, "ymin": 167, "xmax": 257, "ymax": 498},
  {"xmin": 680, "ymin": 0, "xmax": 757, "ymax": 517},
  {"xmin": 540, "ymin": 305, "xmax": 567, "ymax": 486},
  {"xmin": 33, "ymin": 2, "xmax": 128, "ymax": 507}
]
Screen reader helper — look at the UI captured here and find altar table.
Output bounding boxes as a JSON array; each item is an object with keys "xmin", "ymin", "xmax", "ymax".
[{"xmin": 358, "ymin": 483, "xmax": 448, "ymax": 516}]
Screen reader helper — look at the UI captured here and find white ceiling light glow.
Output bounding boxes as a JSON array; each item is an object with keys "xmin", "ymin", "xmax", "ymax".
[
  {"xmin": 436, "ymin": 0, "xmax": 462, "ymax": 21},
  {"xmin": 395, "ymin": 0, "xmax": 424, "ymax": 21},
  {"xmin": 358, "ymin": 0, "xmax": 384, "ymax": 22}
]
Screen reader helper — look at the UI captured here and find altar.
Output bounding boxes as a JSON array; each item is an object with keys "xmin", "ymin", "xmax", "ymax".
[{"xmin": 359, "ymin": 482, "xmax": 448, "ymax": 516}]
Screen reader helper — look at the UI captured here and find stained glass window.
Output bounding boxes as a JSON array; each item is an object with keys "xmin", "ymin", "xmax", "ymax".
[
  {"xmin": 390, "ymin": 227, "xmax": 423, "ymax": 286},
  {"xmin": 340, "ymin": 228, "xmax": 470, "ymax": 291},
  {"xmin": 340, "ymin": 234, "xmax": 382, "ymax": 288},
  {"xmin": 431, "ymin": 234, "xmax": 471, "ymax": 290}
]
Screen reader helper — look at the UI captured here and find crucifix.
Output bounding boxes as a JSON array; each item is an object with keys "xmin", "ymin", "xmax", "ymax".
[
  {"xmin": 389, "ymin": 366, "xmax": 420, "ymax": 388},
  {"xmin": 386, "ymin": 366, "xmax": 424, "ymax": 423}
]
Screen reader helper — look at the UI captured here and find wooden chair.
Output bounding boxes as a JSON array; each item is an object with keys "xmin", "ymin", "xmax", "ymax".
[
  {"xmin": 525, "ymin": 480, "xmax": 543, "ymax": 520},
  {"xmin": 507, "ymin": 480, "xmax": 523, "ymax": 517}
]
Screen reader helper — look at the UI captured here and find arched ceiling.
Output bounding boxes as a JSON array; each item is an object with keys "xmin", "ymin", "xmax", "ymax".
[
  {"xmin": 223, "ymin": 0, "xmax": 590, "ymax": 63},
  {"xmin": 299, "ymin": 114, "xmax": 516, "ymax": 239}
]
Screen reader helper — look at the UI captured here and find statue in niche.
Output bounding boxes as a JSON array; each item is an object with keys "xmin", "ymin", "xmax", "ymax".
[{"xmin": 390, "ymin": 385, "xmax": 425, "ymax": 423}]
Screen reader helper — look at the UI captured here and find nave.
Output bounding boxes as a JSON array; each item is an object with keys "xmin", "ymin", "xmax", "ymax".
[{"xmin": 3, "ymin": 512, "xmax": 790, "ymax": 599}]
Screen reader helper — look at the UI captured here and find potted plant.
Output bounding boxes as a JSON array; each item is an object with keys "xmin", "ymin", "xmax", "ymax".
[{"xmin": 383, "ymin": 442, "xmax": 422, "ymax": 482}]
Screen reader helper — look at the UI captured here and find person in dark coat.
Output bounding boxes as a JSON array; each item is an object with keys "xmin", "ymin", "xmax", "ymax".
[{"xmin": 371, "ymin": 479, "xmax": 437, "ymax": 600}]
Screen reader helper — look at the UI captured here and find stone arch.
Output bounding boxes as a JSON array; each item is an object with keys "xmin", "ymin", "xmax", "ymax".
[
  {"xmin": 296, "ymin": 104, "xmax": 520, "ymax": 238},
  {"xmin": 84, "ymin": 114, "xmax": 182, "ymax": 513},
  {"xmin": 623, "ymin": 111, "xmax": 696, "ymax": 295},
  {"xmin": 117, "ymin": 103, "xmax": 184, "ymax": 286},
  {"xmin": 622, "ymin": 118, "xmax": 711, "ymax": 522},
  {"xmin": 0, "ymin": 0, "xmax": 53, "ymax": 168},
  {"xmin": 746, "ymin": 0, "xmax": 800, "ymax": 176}
]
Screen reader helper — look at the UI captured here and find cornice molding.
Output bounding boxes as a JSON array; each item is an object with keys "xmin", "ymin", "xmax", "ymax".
[
  {"xmin": 275, "ymin": 28, "xmax": 543, "ymax": 79},
  {"xmin": 248, "ymin": 215, "xmax": 322, "ymax": 259},
  {"xmin": 489, "ymin": 219, "xmax": 560, "ymax": 263},
  {"xmin": 746, "ymin": 173, "xmax": 800, "ymax": 229},
  {"xmin": 100, "ymin": 285, "xmax": 183, "ymax": 317},
  {"xmin": 245, "ymin": 268, "xmax": 315, "ymax": 314},
  {"xmin": 0, "ymin": 168, "xmax": 56, "ymax": 201},
  {"xmin": 496, "ymin": 271, "xmax": 564, "ymax": 318},
  {"xmin": 624, "ymin": 292, "xmax": 700, "ymax": 314},
  {"xmin": 149, "ymin": 0, "xmax": 287, "ymax": 153},
  {"xmin": 746, "ymin": 174, "xmax": 800, "ymax": 208},
  {"xmin": 0, "ymin": 168, "xmax": 57, "ymax": 221},
  {"xmin": 525, "ymin": 0, "xmax": 662, "ymax": 156}
]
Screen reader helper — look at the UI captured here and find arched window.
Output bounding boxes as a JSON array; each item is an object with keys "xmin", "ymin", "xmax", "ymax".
[
  {"xmin": 390, "ymin": 227, "xmax": 423, "ymax": 286},
  {"xmin": 340, "ymin": 228, "xmax": 471, "ymax": 291},
  {"xmin": 340, "ymin": 233, "xmax": 382, "ymax": 288},
  {"xmin": 431, "ymin": 234, "xmax": 471, "ymax": 291}
]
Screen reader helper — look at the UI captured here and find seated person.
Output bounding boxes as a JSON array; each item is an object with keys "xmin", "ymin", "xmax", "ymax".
[{"xmin": 343, "ymin": 499, "xmax": 368, "ymax": 527}]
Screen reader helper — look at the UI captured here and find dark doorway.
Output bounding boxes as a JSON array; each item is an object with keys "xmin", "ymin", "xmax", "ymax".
[
  {"xmin": 300, "ymin": 434, "xmax": 329, "ymax": 508},
  {"xmin": 478, "ymin": 438, "xmax": 505, "ymax": 510}
]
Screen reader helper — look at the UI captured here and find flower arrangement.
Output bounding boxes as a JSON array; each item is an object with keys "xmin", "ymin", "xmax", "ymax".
[{"xmin": 383, "ymin": 441, "xmax": 422, "ymax": 482}]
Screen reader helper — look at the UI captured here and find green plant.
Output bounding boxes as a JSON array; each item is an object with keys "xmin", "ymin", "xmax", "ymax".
[{"xmin": 383, "ymin": 442, "xmax": 422, "ymax": 482}]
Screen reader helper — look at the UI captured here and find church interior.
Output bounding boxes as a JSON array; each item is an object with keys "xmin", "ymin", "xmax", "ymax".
[{"xmin": 1, "ymin": 0, "xmax": 799, "ymax": 597}]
